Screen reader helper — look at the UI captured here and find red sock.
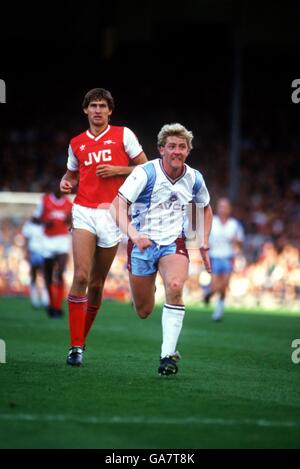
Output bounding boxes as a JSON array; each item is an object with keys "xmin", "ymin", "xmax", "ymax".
[
  {"xmin": 51, "ymin": 283, "xmax": 65, "ymax": 310},
  {"xmin": 84, "ymin": 303, "xmax": 101, "ymax": 340},
  {"xmin": 48, "ymin": 283, "xmax": 55, "ymax": 308},
  {"xmin": 68, "ymin": 294, "xmax": 88, "ymax": 347}
]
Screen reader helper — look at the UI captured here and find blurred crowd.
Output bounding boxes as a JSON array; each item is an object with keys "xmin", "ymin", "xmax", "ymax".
[
  {"xmin": 0, "ymin": 111, "xmax": 300, "ymax": 309},
  {"xmin": 0, "ymin": 216, "xmax": 299, "ymax": 310}
]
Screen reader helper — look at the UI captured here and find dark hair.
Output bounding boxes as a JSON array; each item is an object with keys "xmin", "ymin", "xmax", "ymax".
[{"xmin": 82, "ymin": 88, "xmax": 114, "ymax": 111}]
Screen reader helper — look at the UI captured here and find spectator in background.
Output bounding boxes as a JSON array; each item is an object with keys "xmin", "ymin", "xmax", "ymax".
[
  {"xmin": 22, "ymin": 217, "xmax": 49, "ymax": 309},
  {"xmin": 33, "ymin": 183, "xmax": 72, "ymax": 318},
  {"xmin": 204, "ymin": 197, "xmax": 245, "ymax": 321}
]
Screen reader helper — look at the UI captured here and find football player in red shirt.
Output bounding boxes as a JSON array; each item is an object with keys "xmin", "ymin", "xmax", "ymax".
[
  {"xmin": 33, "ymin": 184, "xmax": 72, "ymax": 318},
  {"xmin": 60, "ymin": 88, "xmax": 147, "ymax": 366}
]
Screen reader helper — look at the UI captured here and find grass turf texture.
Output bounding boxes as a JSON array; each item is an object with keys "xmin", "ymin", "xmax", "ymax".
[{"xmin": 0, "ymin": 298, "xmax": 300, "ymax": 449}]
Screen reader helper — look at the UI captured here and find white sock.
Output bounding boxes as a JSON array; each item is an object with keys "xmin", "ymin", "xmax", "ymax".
[
  {"xmin": 212, "ymin": 298, "xmax": 225, "ymax": 320},
  {"xmin": 161, "ymin": 304, "xmax": 185, "ymax": 358},
  {"xmin": 40, "ymin": 287, "xmax": 49, "ymax": 307},
  {"xmin": 30, "ymin": 284, "xmax": 40, "ymax": 308}
]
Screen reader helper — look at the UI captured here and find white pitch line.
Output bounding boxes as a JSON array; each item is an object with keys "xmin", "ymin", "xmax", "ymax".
[{"xmin": 0, "ymin": 413, "xmax": 299, "ymax": 428}]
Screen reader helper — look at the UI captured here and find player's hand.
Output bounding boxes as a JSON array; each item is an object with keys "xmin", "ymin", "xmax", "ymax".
[
  {"xmin": 96, "ymin": 165, "xmax": 119, "ymax": 178},
  {"xmin": 60, "ymin": 180, "xmax": 73, "ymax": 193},
  {"xmin": 45, "ymin": 220, "xmax": 54, "ymax": 228},
  {"xmin": 200, "ymin": 245, "xmax": 211, "ymax": 273},
  {"xmin": 132, "ymin": 234, "xmax": 153, "ymax": 252}
]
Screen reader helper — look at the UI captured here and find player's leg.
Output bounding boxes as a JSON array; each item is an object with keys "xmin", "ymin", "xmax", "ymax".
[
  {"xmin": 43, "ymin": 256, "xmax": 55, "ymax": 316},
  {"xmin": 82, "ymin": 206, "xmax": 123, "ymax": 340},
  {"xmin": 50, "ymin": 253, "xmax": 68, "ymax": 317},
  {"xmin": 67, "ymin": 229, "xmax": 96, "ymax": 365},
  {"xmin": 37, "ymin": 265, "xmax": 49, "ymax": 308},
  {"xmin": 159, "ymin": 254, "xmax": 189, "ymax": 305},
  {"xmin": 157, "ymin": 253, "xmax": 189, "ymax": 375},
  {"xmin": 129, "ymin": 272, "xmax": 157, "ymax": 319},
  {"xmin": 29, "ymin": 262, "xmax": 39, "ymax": 308},
  {"xmin": 127, "ymin": 239, "xmax": 157, "ymax": 318},
  {"xmin": 84, "ymin": 244, "xmax": 119, "ymax": 340},
  {"xmin": 203, "ymin": 258, "xmax": 221, "ymax": 304},
  {"xmin": 43, "ymin": 257, "xmax": 53, "ymax": 294},
  {"xmin": 70, "ymin": 229, "xmax": 96, "ymax": 295},
  {"xmin": 212, "ymin": 272, "xmax": 231, "ymax": 321},
  {"xmin": 211, "ymin": 273, "xmax": 223, "ymax": 295}
]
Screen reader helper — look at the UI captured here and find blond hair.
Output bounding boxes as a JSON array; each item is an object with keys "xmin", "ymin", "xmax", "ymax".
[{"xmin": 157, "ymin": 123, "xmax": 194, "ymax": 150}]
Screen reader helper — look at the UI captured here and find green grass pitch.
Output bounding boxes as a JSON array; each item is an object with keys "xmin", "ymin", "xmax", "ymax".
[{"xmin": 0, "ymin": 297, "xmax": 300, "ymax": 448}]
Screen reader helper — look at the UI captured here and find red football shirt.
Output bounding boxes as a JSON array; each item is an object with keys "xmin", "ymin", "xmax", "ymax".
[
  {"xmin": 67, "ymin": 125, "xmax": 143, "ymax": 207},
  {"xmin": 39, "ymin": 194, "xmax": 72, "ymax": 237}
]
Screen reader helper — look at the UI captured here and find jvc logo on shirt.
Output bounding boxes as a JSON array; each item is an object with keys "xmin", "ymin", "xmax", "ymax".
[
  {"xmin": 50, "ymin": 210, "xmax": 67, "ymax": 220},
  {"xmin": 0, "ymin": 79, "xmax": 6, "ymax": 103},
  {"xmin": 84, "ymin": 149, "xmax": 112, "ymax": 166}
]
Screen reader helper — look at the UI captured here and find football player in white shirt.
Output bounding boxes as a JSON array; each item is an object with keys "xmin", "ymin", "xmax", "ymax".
[
  {"xmin": 111, "ymin": 123, "xmax": 213, "ymax": 376},
  {"xmin": 204, "ymin": 197, "xmax": 245, "ymax": 321}
]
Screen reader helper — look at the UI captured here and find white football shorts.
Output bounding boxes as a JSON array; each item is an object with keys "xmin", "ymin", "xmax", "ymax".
[
  {"xmin": 72, "ymin": 203, "xmax": 122, "ymax": 248},
  {"xmin": 43, "ymin": 234, "xmax": 71, "ymax": 258}
]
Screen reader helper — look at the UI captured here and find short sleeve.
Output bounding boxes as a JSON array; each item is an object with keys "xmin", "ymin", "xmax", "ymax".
[
  {"xmin": 118, "ymin": 166, "xmax": 148, "ymax": 203},
  {"xmin": 33, "ymin": 201, "xmax": 43, "ymax": 218},
  {"xmin": 22, "ymin": 222, "xmax": 30, "ymax": 238},
  {"xmin": 123, "ymin": 127, "xmax": 143, "ymax": 160},
  {"xmin": 67, "ymin": 144, "xmax": 79, "ymax": 171},
  {"xmin": 193, "ymin": 171, "xmax": 210, "ymax": 207}
]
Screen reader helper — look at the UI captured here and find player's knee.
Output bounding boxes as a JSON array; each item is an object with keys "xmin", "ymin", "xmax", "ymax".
[
  {"xmin": 135, "ymin": 304, "xmax": 152, "ymax": 319},
  {"xmin": 73, "ymin": 270, "xmax": 89, "ymax": 290},
  {"xmin": 166, "ymin": 279, "xmax": 183, "ymax": 296},
  {"xmin": 88, "ymin": 279, "xmax": 104, "ymax": 294}
]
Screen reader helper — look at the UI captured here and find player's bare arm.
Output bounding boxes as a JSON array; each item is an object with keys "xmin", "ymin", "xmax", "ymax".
[
  {"xmin": 110, "ymin": 194, "xmax": 152, "ymax": 252},
  {"xmin": 200, "ymin": 204, "xmax": 213, "ymax": 273},
  {"xmin": 232, "ymin": 238, "xmax": 243, "ymax": 251},
  {"xmin": 96, "ymin": 152, "xmax": 147, "ymax": 178},
  {"xmin": 60, "ymin": 170, "xmax": 79, "ymax": 193}
]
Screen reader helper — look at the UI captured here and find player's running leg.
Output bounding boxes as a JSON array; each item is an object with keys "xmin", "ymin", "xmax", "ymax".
[
  {"xmin": 158, "ymin": 254, "xmax": 189, "ymax": 376},
  {"xmin": 129, "ymin": 272, "xmax": 157, "ymax": 319}
]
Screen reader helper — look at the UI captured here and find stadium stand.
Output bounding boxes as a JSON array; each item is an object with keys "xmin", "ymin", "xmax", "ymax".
[{"xmin": 0, "ymin": 108, "xmax": 299, "ymax": 309}]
